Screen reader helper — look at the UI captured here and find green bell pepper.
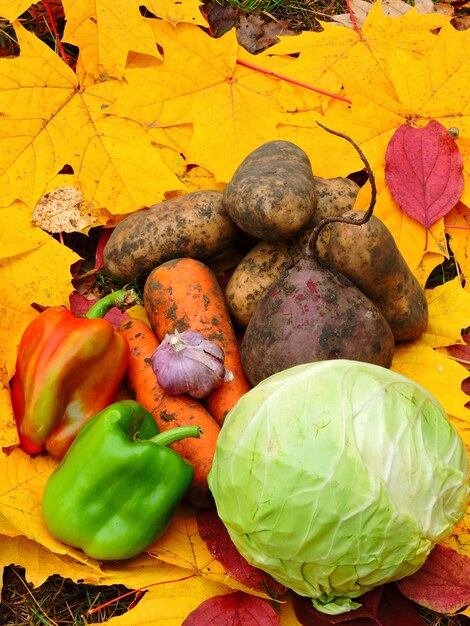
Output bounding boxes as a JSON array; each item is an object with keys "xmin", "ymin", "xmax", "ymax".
[{"xmin": 42, "ymin": 400, "xmax": 200, "ymax": 560}]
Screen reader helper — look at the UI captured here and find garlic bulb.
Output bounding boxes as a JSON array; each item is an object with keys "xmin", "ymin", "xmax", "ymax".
[{"xmin": 151, "ymin": 330, "xmax": 233, "ymax": 399}]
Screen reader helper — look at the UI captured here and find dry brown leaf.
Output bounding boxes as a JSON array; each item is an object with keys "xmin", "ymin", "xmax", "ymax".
[
  {"xmin": 452, "ymin": 15, "xmax": 470, "ymax": 31},
  {"xmin": 32, "ymin": 187, "xmax": 93, "ymax": 234},
  {"xmin": 236, "ymin": 14, "xmax": 296, "ymax": 53}
]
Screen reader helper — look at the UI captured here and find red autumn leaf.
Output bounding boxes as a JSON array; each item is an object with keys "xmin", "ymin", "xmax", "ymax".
[
  {"xmin": 182, "ymin": 591, "xmax": 280, "ymax": 626},
  {"xmin": 462, "ymin": 376, "xmax": 470, "ymax": 401},
  {"xmin": 68, "ymin": 292, "xmax": 129, "ymax": 328},
  {"xmin": 444, "ymin": 334, "xmax": 470, "ymax": 402},
  {"xmin": 445, "ymin": 334, "xmax": 470, "ymax": 369},
  {"xmin": 197, "ymin": 508, "xmax": 286, "ymax": 599},
  {"xmin": 292, "ymin": 584, "xmax": 424, "ymax": 626},
  {"xmin": 385, "ymin": 120, "xmax": 464, "ymax": 238},
  {"xmin": 397, "ymin": 544, "xmax": 470, "ymax": 614}
]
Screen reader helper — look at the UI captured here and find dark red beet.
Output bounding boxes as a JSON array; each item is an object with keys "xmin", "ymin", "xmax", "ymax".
[{"xmin": 240, "ymin": 256, "xmax": 395, "ymax": 386}]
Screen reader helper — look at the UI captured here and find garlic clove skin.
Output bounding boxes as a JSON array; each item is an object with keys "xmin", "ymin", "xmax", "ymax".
[{"xmin": 151, "ymin": 330, "xmax": 233, "ymax": 399}]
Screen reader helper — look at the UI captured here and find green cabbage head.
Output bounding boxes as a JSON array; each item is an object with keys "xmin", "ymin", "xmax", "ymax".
[{"xmin": 208, "ymin": 360, "xmax": 469, "ymax": 615}]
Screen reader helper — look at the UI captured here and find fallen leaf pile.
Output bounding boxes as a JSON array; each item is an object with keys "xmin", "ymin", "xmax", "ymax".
[{"xmin": 0, "ymin": 0, "xmax": 469, "ymax": 623}]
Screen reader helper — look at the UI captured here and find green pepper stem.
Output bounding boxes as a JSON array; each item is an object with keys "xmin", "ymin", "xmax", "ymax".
[
  {"xmin": 149, "ymin": 426, "xmax": 201, "ymax": 447},
  {"xmin": 85, "ymin": 289, "xmax": 133, "ymax": 319}
]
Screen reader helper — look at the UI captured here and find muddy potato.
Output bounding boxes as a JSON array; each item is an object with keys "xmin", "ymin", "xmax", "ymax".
[
  {"xmin": 103, "ymin": 191, "xmax": 238, "ymax": 282},
  {"xmin": 313, "ymin": 176, "xmax": 361, "ymax": 221},
  {"xmin": 326, "ymin": 210, "xmax": 428, "ymax": 342},
  {"xmin": 311, "ymin": 176, "xmax": 360, "ymax": 261},
  {"xmin": 222, "ymin": 141, "xmax": 317, "ymax": 241},
  {"xmin": 225, "ymin": 235, "xmax": 308, "ymax": 328}
]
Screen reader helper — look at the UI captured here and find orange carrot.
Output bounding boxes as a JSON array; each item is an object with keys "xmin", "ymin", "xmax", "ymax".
[
  {"xmin": 119, "ymin": 317, "xmax": 220, "ymax": 508},
  {"xmin": 143, "ymin": 258, "xmax": 251, "ymax": 425}
]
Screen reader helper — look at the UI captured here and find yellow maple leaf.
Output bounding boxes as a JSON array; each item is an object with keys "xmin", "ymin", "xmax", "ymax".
[
  {"xmin": 62, "ymin": 0, "xmax": 161, "ymax": 81},
  {"xmin": 419, "ymin": 278, "xmax": 470, "ymax": 348},
  {"xmin": 0, "ymin": 534, "xmax": 104, "ymax": 587},
  {"xmin": 0, "ymin": 384, "xmax": 17, "ymax": 449},
  {"xmin": 276, "ymin": 4, "xmax": 450, "ymax": 170},
  {"xmin": 0, "ymin": 512, "xmax": 21, "ymax": 538},
  {"xmin": 274, "ymin": 2, "xmax": 448, "ymax": 106},
  {"xmin": 145, "ymin": 506, "xmax": 212, "ymax": 572},
  {"xmin": 102, "ymin": 554, "xmax": 197, "ymax": 590},
  {"xmin": 103, "ymin": 569, "xmax": 300, "ymax": 626},
  {"xmin": 111, "ymin": 22, "xmax": 238, "ymax": 127},
  {"xmin": 145, "ymin": 0, "xmax": 206, "ymax": 25},
  {"xmin": 0, "ymin": 23, "xmax": 186, "ymax": 220},
  {"xmin": 111, "ymin": 21, "xmax": 298, "ymax": 182},
  {"xmin": 0, "ymin": 0, "xmax": 31, "ymax": 20},
  {"xmin": 104, "ymin": 576, "xmax": 233, "ymax": 626},
  {"xmin": 443, "ymin": 492, "xmax": 470, "ymax": 559},
  {"xmin": 0, "ymin": 449, "xmax": 109, "ymax": 575},
  {"xmin": 415, "ymin": 251, "xmax": 450, "ymax": 289},
  {"xmin": 445, "ymin": 202, "xmax": 470, "ymax": 291},
  {"xmin": 392, "ymin": 344, "xmax": 470, "ymax": 422},
  {"xmin": 0, "ymin": 202, "xmax": 79, "ymax": 375}
]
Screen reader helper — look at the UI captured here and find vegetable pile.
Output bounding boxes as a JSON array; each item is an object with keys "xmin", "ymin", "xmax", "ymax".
[{"xmin": 10, "ymin": 130, "xmax": 469, "ymax": 619}]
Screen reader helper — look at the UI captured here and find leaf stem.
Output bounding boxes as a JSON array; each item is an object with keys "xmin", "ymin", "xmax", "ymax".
[
  {"xmin": 235, "ymin": 58, "xmax": 352, "ymax": 104},
  {"xmin": 41, "ymin": 0, "xmax": 71, "ymax": 67},
  {"xmin": 345, "ymin": 0, "xmax": 362, "ymax": 36},
  {"xmin": 438, "ymin": 352, "xmax": 470, "ymax": 367},
  {"xmin": 87, "ymin": 573, "xmax": 197, "ymax": 615},
  {"xmin": 307, "ymin": 122, "xmax": 376, "ymax": 258}
]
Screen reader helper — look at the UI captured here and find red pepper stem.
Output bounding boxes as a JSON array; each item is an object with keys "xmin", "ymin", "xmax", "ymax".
[
  {"xmin": 85, "ymin": 289, "xmax": 132, "ymax": 319},
  {"xmin": 149, "ymin": 426, "xmax": 201, "ymax": 447}
]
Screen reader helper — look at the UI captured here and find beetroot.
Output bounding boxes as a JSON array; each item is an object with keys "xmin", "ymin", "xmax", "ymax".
[{"xmin": 240, "ymin": 256, "xmax": 395, "ymax": 386}]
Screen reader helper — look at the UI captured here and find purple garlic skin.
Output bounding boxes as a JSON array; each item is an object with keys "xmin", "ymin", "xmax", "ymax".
[{"xmin": 151, "ymin": 329, "xmax": 233, "ymax": 399}]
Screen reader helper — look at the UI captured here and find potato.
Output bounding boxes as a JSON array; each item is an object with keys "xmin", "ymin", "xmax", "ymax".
[
  {"xmin": 225, "ymin": 234, "xmax": 308, "ymax": 328},
  {"xmin": 326, "ymin": 210, "xmax": 428, "ymax": 342},
  {"xmin": 313, "ymin": 176, "xmax": 360, "ymax": 222},
  {"xmin": 103, "ymin": 191, "xmax": 238, "ymax": 282},
  {"xmin": 240, "ymin": 255, "xmax": 395, "ymax": 387},
  {"xmin": 222, "ymin": 140, "xmax": 317, "ymax": 241},
  {"xmin": 311, "ymin": 176, "xmax": 360, "ymax": 261}
]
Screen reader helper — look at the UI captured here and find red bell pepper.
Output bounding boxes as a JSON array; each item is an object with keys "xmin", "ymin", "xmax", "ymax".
[{"xmin": 11, "ymin": 290, "xmax": 131, "ymax": 458}]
